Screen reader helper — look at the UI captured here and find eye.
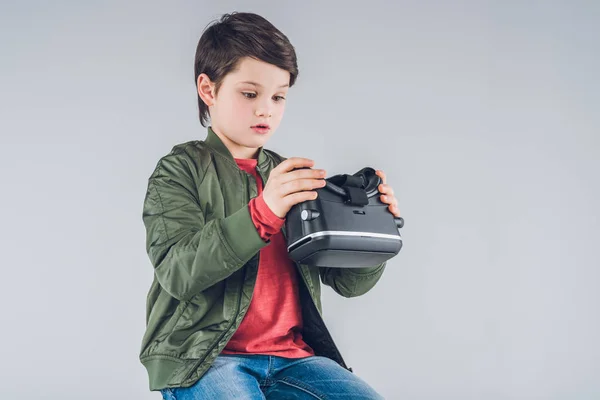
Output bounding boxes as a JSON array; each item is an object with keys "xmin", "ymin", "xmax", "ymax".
[
  {"xmin": 242, "ymin": 92, "xmax": 256, "ymax": 99},
  {"xmin": 273, "ymin": 95, "xmax": 286, "ymax": 102}
]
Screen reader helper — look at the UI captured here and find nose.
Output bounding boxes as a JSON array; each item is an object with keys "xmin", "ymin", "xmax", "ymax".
[
  {"xmin": 254, "ymin": 99, "xmax": 273, "ymax": 118},
  {"xmin": 255, "ymin": 108, "xmax": 272, "ymax": 118}
]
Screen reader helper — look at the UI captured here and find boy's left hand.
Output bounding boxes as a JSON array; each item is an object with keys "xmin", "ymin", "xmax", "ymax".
[{"xmin": 375, "ymin": 170, "xmax": 401, "ymax": 218}]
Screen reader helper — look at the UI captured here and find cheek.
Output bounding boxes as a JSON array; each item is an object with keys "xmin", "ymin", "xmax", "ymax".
[
  {"xmin": 234, "ymin": 98, "xmax": 254, "ymax": 117},
  {"xmin": 220, "ymin": 93, "xmax": 245, "ymax": 115},
  {"xmin": 274, "ymin": 103, "xmax": 286, "ymax": 118}
]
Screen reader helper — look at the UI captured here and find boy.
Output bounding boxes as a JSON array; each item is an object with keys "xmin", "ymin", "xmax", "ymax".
[{"xmin": 141, "ymin": 11, "xmax": 401, "ymax": 399}]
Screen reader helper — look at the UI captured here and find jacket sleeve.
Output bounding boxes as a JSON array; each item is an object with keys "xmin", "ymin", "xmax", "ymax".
[
  {"xmin": 319, "ymin": 263, "xmax": 386, "ymax": 298},
  {"xmin": 142, "ymin": 153, "xmax": 268, "ymax": 301}
]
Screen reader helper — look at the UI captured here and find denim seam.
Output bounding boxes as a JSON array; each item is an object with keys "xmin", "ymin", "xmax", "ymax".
[
  {"xmin": 275, "ymin": 377, "xmax": 325, "ymax": 399},
  {"xmin": 264, "ymin": 355, "xmax": 274, "ymax": 385}
]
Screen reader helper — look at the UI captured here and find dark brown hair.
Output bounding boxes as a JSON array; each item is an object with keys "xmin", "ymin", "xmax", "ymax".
[{"xmin": 194, "ymin": 12, "xmax": 299, "ymax": 127}]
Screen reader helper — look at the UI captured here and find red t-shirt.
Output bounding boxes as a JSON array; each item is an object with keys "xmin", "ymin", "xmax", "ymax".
[{"xmin": 221, "ymin": 158, "xmax": 314, "ymax": 358}]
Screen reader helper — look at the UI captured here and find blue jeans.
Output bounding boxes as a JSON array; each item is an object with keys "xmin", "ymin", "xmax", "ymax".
[{"xmin": 160, "ymin": 354, "xmax": 384, "ymax": 399}]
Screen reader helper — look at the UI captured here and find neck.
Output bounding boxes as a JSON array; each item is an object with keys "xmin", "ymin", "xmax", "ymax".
[{"xmin": 212, "ymin": 127, "xmax": 259, "ymax": 159}]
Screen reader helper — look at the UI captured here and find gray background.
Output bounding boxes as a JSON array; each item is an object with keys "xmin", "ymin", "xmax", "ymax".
[{"xmin": 1, "ymin": 1, "xmax": 598, "ymax": 399}]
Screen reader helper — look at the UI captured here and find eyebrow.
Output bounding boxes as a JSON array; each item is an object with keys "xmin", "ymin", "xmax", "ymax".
[{"xmin": 238, "ymin": 81, "xmax": 289, "ymax": 88}]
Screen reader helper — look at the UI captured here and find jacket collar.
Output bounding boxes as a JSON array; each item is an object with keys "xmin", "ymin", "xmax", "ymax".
[{"xmin": 205, "ymin": 126, "xmax": 269, "ymax": 167}]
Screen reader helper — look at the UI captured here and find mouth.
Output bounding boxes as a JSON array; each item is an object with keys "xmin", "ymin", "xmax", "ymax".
[{"xmin": 251, "ymin": 124, "xmax": 271, "ymax": 134}]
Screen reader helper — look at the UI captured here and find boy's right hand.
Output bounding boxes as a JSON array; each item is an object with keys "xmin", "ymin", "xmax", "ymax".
[{"xmin": 262, "ymin": 157, "xmax": 327, "ymax": 219}]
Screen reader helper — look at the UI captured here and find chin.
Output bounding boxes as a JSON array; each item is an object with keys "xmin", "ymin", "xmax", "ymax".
[
  {"xmin": 250, "ymin": 133, "xmax": 273, "ymax": 145},
  {"xmin": 248, "ymin": 139, "xmax": 269, "ymax": 149}
]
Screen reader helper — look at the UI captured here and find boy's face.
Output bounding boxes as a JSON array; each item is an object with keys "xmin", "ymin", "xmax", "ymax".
[{"xmin": 199, "ymin": 56, "xmax": 290, "ymax": 159}]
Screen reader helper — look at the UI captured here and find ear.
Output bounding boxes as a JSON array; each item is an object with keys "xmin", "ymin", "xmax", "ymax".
[{"xmin": 197, "ymin": 73, "xmax": 216, "ymax": 107}]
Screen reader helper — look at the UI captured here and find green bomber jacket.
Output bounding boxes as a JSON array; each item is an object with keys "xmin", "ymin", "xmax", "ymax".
[{"xmin": 140, "ymin": 127, "xmax": 386, "ymax": 390}]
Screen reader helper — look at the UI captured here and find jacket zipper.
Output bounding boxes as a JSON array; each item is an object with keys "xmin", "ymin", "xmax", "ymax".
[{"xmin": 181, "ymin": 259, "xmax": 248, "ymax": 383}]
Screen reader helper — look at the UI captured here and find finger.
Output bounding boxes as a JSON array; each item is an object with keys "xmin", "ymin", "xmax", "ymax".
[
  {"xmin": 274, "ymin": 157, "xmax": 315, "ymax": 175},
  {"xmin": 378, "ymin": 183, "xmax": 394, "ymax": 196},
  {"xmin": 389, "ymin": 204, "xmax": 401, "ymax": 217},
  {"xmin": 381, "ymin": 194, "xmax": 398, "ymax": 208},
  {"xmin": 280, "ymin": 178, "xmax": 326, "ymax": 197},
  {"xmin": 376, "ymin": 169, "xmax": 387, "ymax": 185},
  {"xmin": 280, "ymin": 167, "xmax": 326, "ymax": 185},
  {"xmin": 284, "ymin": 190, "xmax": 319, "ymax": 207}
]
